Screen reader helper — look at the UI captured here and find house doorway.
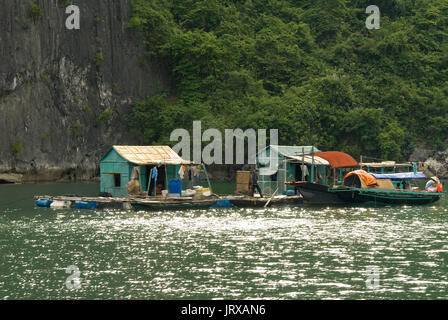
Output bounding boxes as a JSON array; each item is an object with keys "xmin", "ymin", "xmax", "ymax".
[{"xmin": 145, "ymin": 165, "xmax": 167, "ymax": 196}]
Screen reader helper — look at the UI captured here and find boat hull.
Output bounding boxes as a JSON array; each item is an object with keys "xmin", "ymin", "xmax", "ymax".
[
  {"xmin": 228, "ymin": 196, "xmax": 303, "ymax": 208},
  {"xmin": 132, "ymin": 199, "xmax": 217, "ymax": 210},
  {"xmin": 334, "ymin": 188, "xmax": 442, "ymax": 205},
  {"xmin": 294, "ymin": 183, "xmax": 346, "ymax": 205},
  {"xmin": 291, "ymin": 182, "xmax": 443, "ymax": 205}
]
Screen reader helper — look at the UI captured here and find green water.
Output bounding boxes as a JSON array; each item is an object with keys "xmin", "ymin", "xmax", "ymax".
[{"xmin": 1, "ymin": 182, "xmax": 447, "ymax": 300}]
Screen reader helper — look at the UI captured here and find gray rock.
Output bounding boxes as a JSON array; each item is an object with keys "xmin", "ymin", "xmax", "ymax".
[
  {"xmin": 0, "ymin": 173, "xmax": 23, "ymax": 184},
  {"xmin": 0, "ymin": 1, "xmax": 170, "ymax": 181},
  {"xmin": 409, "ymin": 147, "xmax": 428, "ymax": 162}
]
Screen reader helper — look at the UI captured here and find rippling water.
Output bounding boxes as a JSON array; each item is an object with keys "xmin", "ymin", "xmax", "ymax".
[{"xmin": 1, "ymin": 182, "xmax": 447, "ymax": 299}]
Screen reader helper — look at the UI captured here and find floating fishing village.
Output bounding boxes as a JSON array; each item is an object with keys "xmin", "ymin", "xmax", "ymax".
[{"xmin": 34, "ymin": 144, "xmax": 444, "ymax": 210}]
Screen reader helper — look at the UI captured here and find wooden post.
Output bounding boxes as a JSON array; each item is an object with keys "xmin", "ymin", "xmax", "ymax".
[
  {"xmin": 302, "ymin": 147, "xmax": 305, "ymax": 182},
  {"xmin": 165, "ymin": 165, "xmax": 168, "ymax": 191},
  {"xmin": 311, "ymin": 146, "xmax": 315, "ymax": 182},
  {"xmin": 202, "ymin": 164, "xmax": 212, "ymax": 193},
  {"xmin": 333, "ymin": 168, "xmax": 336, "ymax": 187},
  {"xmin": 147, "ymin": 168, "xmax": 153, "ymax": 196},
  {"xmin": 154, "ymin": 166, "xmax": 157, "ymax": 197}
]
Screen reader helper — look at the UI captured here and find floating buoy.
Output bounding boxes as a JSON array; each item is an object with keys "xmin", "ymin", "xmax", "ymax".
[
  {"xmin": 74, "ymin": 201, "xmax": 97, "ymax": 209},
  {"xmin": 35, "ymin": 199, "xmax": 53, "ymax": 208},
  {"xmin": 212, "ymin": 199, "xmax": 233, "ymax": 208}
]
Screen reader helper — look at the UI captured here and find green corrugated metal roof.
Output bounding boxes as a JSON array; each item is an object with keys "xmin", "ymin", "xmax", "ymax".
[{"xmin": 269, "ymin": 145, "xmax": 320, "ymax": 158}]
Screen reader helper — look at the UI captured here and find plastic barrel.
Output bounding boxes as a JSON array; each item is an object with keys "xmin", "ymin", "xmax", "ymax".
[
  {"xmin": 169, "ymin": 179, "xmax": 182, "ymax": 196},
  {"xmin": 74, "ymin": 201, "xmax": 97, "ymax": 209},
  {"xmin": 36, "ymin": 199, "xmax": 53, "ymax": 207},
  {"xmin": 212, "ymin": 199, "xmax": 233, "ymax": 208}
]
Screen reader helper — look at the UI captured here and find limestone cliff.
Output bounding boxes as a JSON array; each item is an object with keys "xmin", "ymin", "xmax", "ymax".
[{"xmin": 0, "ymin": 0, "xmax": 170, "ymax": 182}]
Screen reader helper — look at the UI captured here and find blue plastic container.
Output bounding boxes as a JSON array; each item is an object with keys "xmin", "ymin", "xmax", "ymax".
[
  {"xmin": 212, "ymin": 199, "xmax": 233, "ymax": 208},
  {"xmin": 74, "ymin": 201, "xmax": 97, "ymax": 209},
  {"xmin": 35, "ymin": 199, "xmax": 53, "ymax": 207},
  {"xmin": 286, "ymin": 189, "xmax": 295, "ymax": 196},
  {"xmin": 169, "ymin": 179, "xmax": 182, "ymax": 196}
]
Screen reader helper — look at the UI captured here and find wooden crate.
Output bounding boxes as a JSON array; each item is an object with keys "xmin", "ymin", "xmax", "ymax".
[
  {"xmin": 236, "ymin": 182, "xmax": 251, "ymax": 192},
  {"xmin": 236, "ymin": 171, "xmax": 252, "ymax": 184}
]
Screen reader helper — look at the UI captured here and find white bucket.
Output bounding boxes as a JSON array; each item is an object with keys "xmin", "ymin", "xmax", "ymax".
[{"xmin": 50, "ymin": 200, "xmax": 71, "ymax": 208}]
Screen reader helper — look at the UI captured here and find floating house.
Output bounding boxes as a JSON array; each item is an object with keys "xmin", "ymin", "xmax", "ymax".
[
  {"xmin": 100, "ymin": 146, "xmax": 191, "ymax": 197},
  {"xmin": 256, "ymin": 145, "xmax": 329, "ymax": 196}
]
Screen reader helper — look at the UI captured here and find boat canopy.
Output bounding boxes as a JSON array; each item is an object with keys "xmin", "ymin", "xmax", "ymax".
[
  {"xmin": 314, "ymin": 151, "xmax": 358, "ymax": 168},
  {"xmin": 287, "ymin": 151, "xmax": 357, "ymax": 168},
  {"xmin": 344, "ymin": 170, "xmax": 378, "ymax": 186},
  {"xmin": 360, "ymin": 161, "xmax": 412, "ymax": 168},
  {"xmin": 371, "ymin": 172, "xmax": 426, "ymax": 180},
  {"xmin": 285, "ymin": 155, "xmax": 330, "ymax": 166}
]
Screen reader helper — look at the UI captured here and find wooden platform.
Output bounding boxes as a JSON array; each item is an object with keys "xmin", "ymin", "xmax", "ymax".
[
  {"xmin": 33, "ymin": 195, "xmax": 219, "ymax": 210},
  {"xmin": 225, "ymin": 195, "xmax": 303, "ymax": 208},
  {"xmin": 34, "ymin": 194, "xmax": 304, "ymax": 210}
]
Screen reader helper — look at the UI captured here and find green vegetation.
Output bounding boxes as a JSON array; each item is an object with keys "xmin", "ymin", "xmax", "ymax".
[
  {"xmin": 41, "ymin": 73, "xmax": 50, "ymax": 83},
  {"xmin": 95, "ymin": 109, "xmax": 114, "ymax": 127},
  {"xmin": 71, "ymin": 123, "xmax": 86, "ymax": 137},
  {"xmin": 112, "ymin": 83, "xmax": 121, "ymax": 95},
  {"xmin": 58, "ymin": 0, "xmax": 72, "ymax": 8},
  {"xmin": 11, "ymin": 141, "xmax": 23, "ymax": 158},
  {"xmin": 28, "ymin": 1, "xmax": 42, "ymax": 21},
  {"xmin": 128, "ymin": 0, "xmax": 448, "ymax": 161},
  {"xmin": 95, "ymin": 52, "xmax": 104, "ymax": 67}
]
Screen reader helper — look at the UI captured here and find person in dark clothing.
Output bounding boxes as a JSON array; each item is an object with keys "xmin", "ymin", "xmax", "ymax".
[{"xmin": 251, "ymin": 170, "xmax": 263, "ymax": 198}]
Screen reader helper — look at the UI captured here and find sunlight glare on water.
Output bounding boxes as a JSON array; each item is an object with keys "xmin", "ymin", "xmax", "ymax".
[{"xmin": 0, "ymin": 182, "xmax": 447, "ymax": 299}]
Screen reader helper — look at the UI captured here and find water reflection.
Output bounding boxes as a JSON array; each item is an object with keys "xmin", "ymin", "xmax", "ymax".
[{"xmin": 0, "ymin": 183, "xmax": 447, "ymax": 299}]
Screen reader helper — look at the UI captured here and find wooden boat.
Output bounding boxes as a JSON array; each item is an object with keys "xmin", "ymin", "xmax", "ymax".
[
  {"xmin": 286, "ymin": 182, "xmax": 346, "ymax": 205},
  {"xmin": 34, "ymin": 195, "xmax": 219, "ymax": 210},
  {"xmin": 285, "ymin": 151, "xmax": 359, "ymax": 205},
  {"xmin": 286, "ymin": 151, "xmax": 443, "ymax": 205},
  {"xmin": 290, "ymin": 171, "xmax": 443, "ymax": 205},
  {"xmin": 131, "ymin": 197, "xmax": 218, "ymax": 210},
  {"xmin": 227, "ymin": 195, "xmax": 303, "ymax": 208}
]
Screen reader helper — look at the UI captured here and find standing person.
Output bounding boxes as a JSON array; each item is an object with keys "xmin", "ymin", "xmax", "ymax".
[{"xmin": 251, "ymin": 170, "xmax": 263, "ymax": 198}]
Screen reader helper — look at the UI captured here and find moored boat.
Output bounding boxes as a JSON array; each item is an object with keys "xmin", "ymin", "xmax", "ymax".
[
  {"xmin": 330, "ymin": 170, "xmax": 443, "ymax": 205},
  {"xmin": 287, "ymin": 151, "xmax": 443, "ymax": 205},
  {"xmin": 290, "ymin": 169, "xmax": 443, "ymax": 205},
  {"xmin": 131, "ymin": 197, "xmax": 218, "ymax": 210}
]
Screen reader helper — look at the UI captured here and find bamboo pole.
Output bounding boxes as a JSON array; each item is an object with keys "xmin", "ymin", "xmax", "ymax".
[
  {"xmin": 311, "ymin": 146, "xmax": 315, "ymax": 182},
  {"xmin": 147, "ymin": 167, "xmax": 153, "ymax": 196},
  {"xmin": 302, "ymin": 147, "xmax": 305, "ymax": 182},
  {"xmin": 202, "ymin": 164, "xmax": 212, "ymax": 193}
]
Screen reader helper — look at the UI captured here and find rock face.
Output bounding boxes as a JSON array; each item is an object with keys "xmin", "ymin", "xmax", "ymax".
[
  {"xmin": 0, "ymin": 1, "xmax": 170, "ymax": 182},
  {"xmin": 423, "ymin": 152, "xmax": 448, "ymax": 179},
  {"xmin": 0, "ymin": 173, "xmax": 23, "ymax": 184},
  {"xmin": 410, "ymin": 145, "xmax": 448, "ymax": 179}
]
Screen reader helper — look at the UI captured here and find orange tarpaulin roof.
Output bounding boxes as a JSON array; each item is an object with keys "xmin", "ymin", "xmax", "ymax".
[
  {"xmin": 343, "ymin": 170, "xmax": 378, "ymax": 186},
  {"xmin": 313, "ymin": 151, "xmax": 358, "ymax": 168}
]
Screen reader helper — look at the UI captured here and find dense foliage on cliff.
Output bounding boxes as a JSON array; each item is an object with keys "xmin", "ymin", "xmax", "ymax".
[{"xmin": 127, "ymin": 0, "xmax": 448, "ymax": 161}]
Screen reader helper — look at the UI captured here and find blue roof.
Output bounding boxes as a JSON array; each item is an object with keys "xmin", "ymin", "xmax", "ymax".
[{"xmin": 372, "ymin": 172, "xmax": 427, "ymax": 180}]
